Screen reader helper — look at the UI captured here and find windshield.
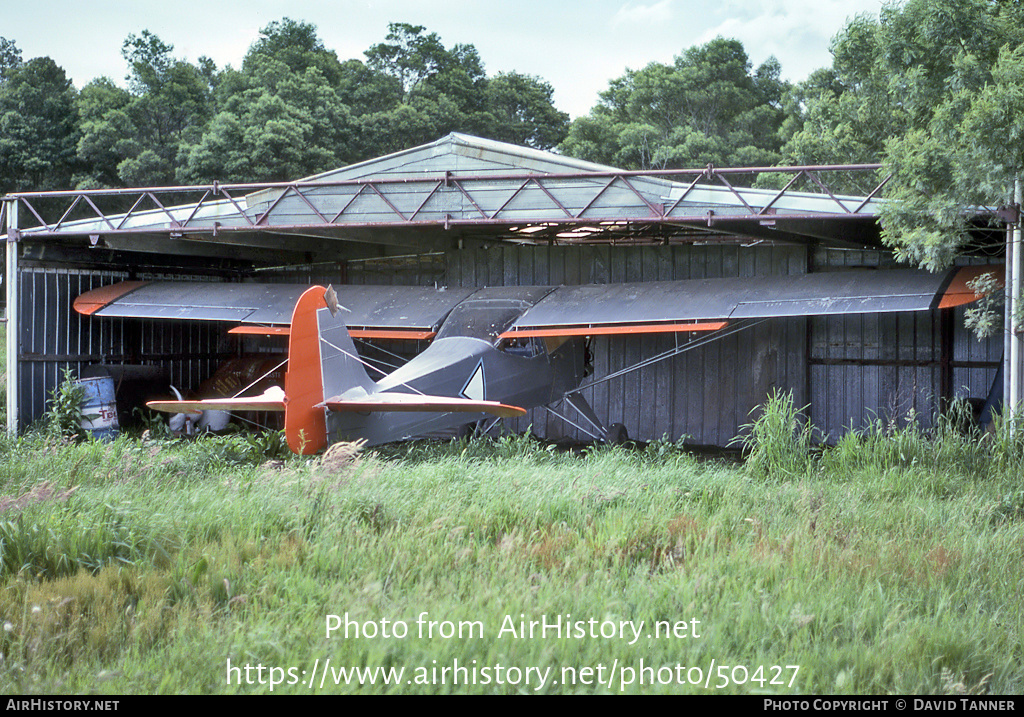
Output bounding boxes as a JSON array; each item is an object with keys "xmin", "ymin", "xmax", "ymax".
[{"xmin": 435, "ymin": 300, "xmax": 530, "ymax": 344}]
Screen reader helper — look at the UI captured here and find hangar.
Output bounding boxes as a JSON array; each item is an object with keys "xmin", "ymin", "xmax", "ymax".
[{"xmin": 1, "ymin": 133, "xmax": 1015, "ymax": 446}]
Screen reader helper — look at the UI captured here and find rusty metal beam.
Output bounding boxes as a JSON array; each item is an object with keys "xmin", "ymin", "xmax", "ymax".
[{"xmin": 4, "ymin": 163, "xmax": 893, "ymax": 257}]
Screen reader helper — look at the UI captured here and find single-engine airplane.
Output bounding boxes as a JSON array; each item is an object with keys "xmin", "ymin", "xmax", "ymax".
[{"xmin": 73, "ymin": 265, "xmax": 1000, "ymax": 454}]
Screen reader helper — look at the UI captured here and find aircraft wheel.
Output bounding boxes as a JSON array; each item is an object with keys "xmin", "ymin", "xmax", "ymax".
[{"xmin": 603, "ymin": 423, "xmax": 628, "ymax": 445}]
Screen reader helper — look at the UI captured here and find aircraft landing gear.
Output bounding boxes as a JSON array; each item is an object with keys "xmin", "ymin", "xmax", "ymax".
[{"xmin": 603, "ymin": 422, "xmax": 628, "ymax": 445}]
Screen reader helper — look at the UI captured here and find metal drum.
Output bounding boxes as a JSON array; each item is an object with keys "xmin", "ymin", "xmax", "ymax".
[{"xmin": 77, "ymin": 376, "xmax": 119, "ymax": 440}]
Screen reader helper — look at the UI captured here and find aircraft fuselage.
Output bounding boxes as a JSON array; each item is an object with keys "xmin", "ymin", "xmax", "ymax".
[{"xmin": 327, "ymin": 335, "xmax": 588, "ymax": 445}]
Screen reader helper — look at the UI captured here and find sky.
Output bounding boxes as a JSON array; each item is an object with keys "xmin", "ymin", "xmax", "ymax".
[{"xmin": 2, "ymin": 0, "xmax": 887, "ymax": 118}]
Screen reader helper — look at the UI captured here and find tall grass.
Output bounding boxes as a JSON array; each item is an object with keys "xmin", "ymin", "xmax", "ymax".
[
  {"xmin": 0, "ymin": 388, "xmax": 1021, "ymax": 694},
  {"xmin": 737, "ymin": 390, "xmax": 1024, "ymax": 490},
  {"xmin": 733, "ymin": 389, "xmax": 815, "ymax": 480}
]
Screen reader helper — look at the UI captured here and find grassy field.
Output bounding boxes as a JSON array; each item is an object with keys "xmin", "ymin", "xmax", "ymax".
[{"xmin": 0, "ymin": 328, "xmax": 1022, "ymax": 694}]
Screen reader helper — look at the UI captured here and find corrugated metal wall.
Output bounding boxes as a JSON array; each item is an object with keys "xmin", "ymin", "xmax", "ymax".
[{"xmin": 15, "ymin": 267, "xmax": 231, "ymax": 429}]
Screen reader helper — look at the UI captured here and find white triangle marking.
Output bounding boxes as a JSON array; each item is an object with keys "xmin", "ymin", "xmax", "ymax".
[{"xmin": 461, "ymin": 360, "xmax": 485, "ymax": 401}]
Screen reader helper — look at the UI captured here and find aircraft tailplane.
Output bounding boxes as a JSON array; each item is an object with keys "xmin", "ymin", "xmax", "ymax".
[{"xmin": 284, "ymin": 285, "xmax": 375, "ymax": 454}]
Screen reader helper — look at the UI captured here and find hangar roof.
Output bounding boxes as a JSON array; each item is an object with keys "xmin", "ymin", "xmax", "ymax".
[{"xmin": 6, "ymin": 133, "xmax": 888, "ymax": 266}]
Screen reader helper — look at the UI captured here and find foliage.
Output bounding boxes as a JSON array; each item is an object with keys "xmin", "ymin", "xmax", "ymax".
[
  {"xmin": 189, "ymin": 429, "xmax": 294, "ymax": 466},
  {"xmin": 44, "ymin": 368, "xmax": 87, "ymax": 442},
  {"xmin": 74, "ymin": 77, "xmax": 135, "ymax": 188},
  {"xmin": 353, "ymin": 23, "xmax": 567, "ymax": 158},
  {"xmin": 736, "ymin": 389, "xmax": 1024, "ymax": 489},
  {"xmin": 779, "ymin": 0, "xmax": 1024, "ymax": 276},
  {"xmin": 964, "ymin": 271, "xmax": 1006, "ymax": 339},
  {"xmin": 560, "ymin": 37, "xmax": 788, "ymax": 169},
  {"xmin": 70, "ymin": 31, "xmax": 214, "ymax": 188},
  {"xmin": 174, "ymin": 19, "xmax": 568, "ymax": 184},
  {"xmin": 0, "ymin": 37, "xmax": 21, "ymax": 81},
  {"xmin": 365, "ymin": 23, "xmax": 471, "ymax": 100},
  {"xmin": 0, "ymin": 52, "xmax": 80, "ymax": 194},
  {"xmin": 1, "ymin": 20, "xmax": 572, "ymax": 193},
  {"xmin": 242, "ymin": 17, "xmax": 345, "ymax": 86},
  {"xmin": 483, "ymin": 72, "xmax": 569, "ymax": 150}
]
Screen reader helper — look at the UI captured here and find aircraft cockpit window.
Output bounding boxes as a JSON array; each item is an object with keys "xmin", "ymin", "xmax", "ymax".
[
  {"xmin": 500, "ymin": 336, "xmax": 546, "ymax": 358},
  {"xmin": 435, "ymin": 300, "xmax": 529, "ymax": 345}
]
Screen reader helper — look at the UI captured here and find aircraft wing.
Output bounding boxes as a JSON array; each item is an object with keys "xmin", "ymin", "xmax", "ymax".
[
  {"xmin": 76, "ymin": 266, "xmax": 1001, "ymax": 342},
  {"xmin": 74, "ymin": 281, "xmax": 478, "ymax": 339},
  {"xmin": 498, "ymin": 265, "xmax": 1000, "ymax": 339},
  {"xmin": 74, "ymin": 281, "xmax": 308, "ymax": 323},
  {"xmin": 146, "ymin": 386, "xmax": 287, "ymax": 414}
]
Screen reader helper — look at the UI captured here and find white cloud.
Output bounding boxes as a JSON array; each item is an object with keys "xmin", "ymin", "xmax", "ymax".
[
  {"xmin": 611, "ymin": 0, "xmax": 674, "ymax": 27},
  {"xmin": 695, "ymin": 0, "xmax": 884, "ymax": 79}
]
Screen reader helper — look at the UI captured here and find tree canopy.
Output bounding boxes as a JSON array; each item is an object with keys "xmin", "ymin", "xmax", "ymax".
[
  {"xmin": 0, "ymin": 50, "xmax": 80, "ymax": 194},
  {"xmin": 0, "ymin": 20, "xmax": 571, "ymax": 192},
  {"xmin": 559, "ymin": 38, "xmax": 789, "ymax": 170},
  {"xmin": 777, "ymin": 0, "xmax": 1024, "ymax": 275}
]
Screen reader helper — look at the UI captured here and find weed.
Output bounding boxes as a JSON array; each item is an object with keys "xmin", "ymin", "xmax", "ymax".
[
  {"xmin": 133, "ymin": 406, "xmax": 174, "ymax": 441},
  {"xmin": 985, "ymin": 409, "xmax": 1024, "ymax": 476},
  {"xmin": 45, "ymin": 368, "xmax": 89, "ymax": 442},
  {"xmin": 734, "ymin": 389, "xmax": 815, "ymax": 480}
]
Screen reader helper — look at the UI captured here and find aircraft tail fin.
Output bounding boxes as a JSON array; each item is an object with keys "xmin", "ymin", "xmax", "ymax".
[{"xmin": 284, "ymin": 285, "xmax": 375, "ymax": 454}]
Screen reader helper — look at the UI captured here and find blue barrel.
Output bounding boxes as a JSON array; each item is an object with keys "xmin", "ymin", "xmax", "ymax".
[{"xmin": 77, "ymin": 376, "xmax": 119, "ymax": 440}]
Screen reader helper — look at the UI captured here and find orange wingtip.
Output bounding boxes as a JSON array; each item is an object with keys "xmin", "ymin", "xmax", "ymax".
[
  {"xmin": 349, "ymin": 329, "xmax": 437, "ymax": 341},
  {"xmin": 938, "ymin": 266, "xmax": 1005, "ymax": 310},
  {"xmin": 499, "ymin": 321, "xmax": 728, "ymax": 339},
  {"xmin": 73, "ymin": 281, "xmax": 149, "ymax": 316},
  {"xmin": 322, "ymin": 394, "xmax": 527, "ymax": 418},
  {"xmin": 229, "ymin": 326, "xmax": 291, "ymax": 336}
]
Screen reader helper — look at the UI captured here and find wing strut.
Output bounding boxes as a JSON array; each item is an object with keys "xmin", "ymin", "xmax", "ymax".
[
  {"xmin": 541, "ymin": 404, "xmax": 604, "ymax": 442},
  {"xmin": 564, "ymin": 392, "xmax": 607, "ymax": 438},
  {"xmin": 570, "ymin": 319, "xmax": 766, "ymax": 395}
]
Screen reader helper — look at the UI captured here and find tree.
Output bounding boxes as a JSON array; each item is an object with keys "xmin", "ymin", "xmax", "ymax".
[
  {"xmin": 789, "ymin": 0, "xmax": 1024, "ymax": 266},
  {"xmin": 0, "ymin": 36, "xmax": 22, "ymax": 81},
  {"xmin": 178, "ymin": 19, "xmax": 354, "ymax": 183},
  {"xmin": 484, "ymin": 72, "xmax": 569, "ymax": 149},
  {"xmin": 782, "ymin": 0, "xmax": 1024, "ymax": 184},
  {"xmin": 240, "ymin": 16, "xmax": 344, "ymax": 86},
  {"xmin": 336, "ymin": 59, "xmax": 402, "ymax": 117},
  {"xmin": 73, "ymin": 31, "xmax": 214, "ymax": 188},
  {"xmin": 357, "ymin": 22, "xmax": 498, "ymax": 155},
  {"xmin": 0, "ymin": 56, "xmax": 80, "ymax": 193},
  {"xmin": 560, "ymin": 38, "xmax": 788, "ymax": 169},
  {"xmin": 781, "ymin": 0, "xmax": 1024, "ymax": 337},
  {"xmin": 880, "ymin": 41, "xmax": 1024, "ymax": 267},
  {"xmin": 175, "ymin": 110, "xmax": 251, "ymax": 183},
  {"xmin": 32, "ymin": 19, "xmax": 572, "ymax": 189},
  {"xmin": 118, "ymin": 31, "xmax": 213, "ymax": 185},
  {"xmin": 365, "ymin": 23, "xmax": 457, "ymax": 99},
  {"xmin": 74, "ymin": 77, "xmax": 135, "ymax": 188}
]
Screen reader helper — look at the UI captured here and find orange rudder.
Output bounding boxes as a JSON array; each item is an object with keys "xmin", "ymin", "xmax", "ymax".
[{"xmin": 284, "ymin": 286, "xmax": 330, "ymax": 454}]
